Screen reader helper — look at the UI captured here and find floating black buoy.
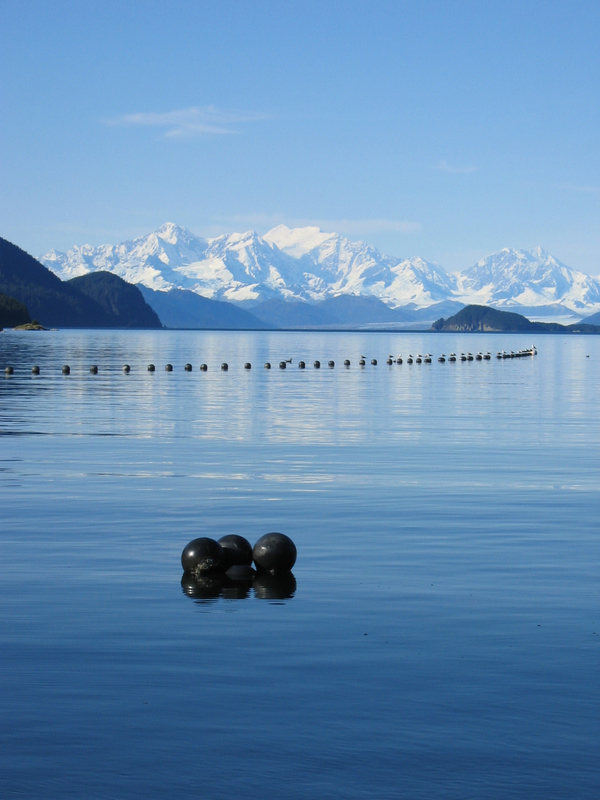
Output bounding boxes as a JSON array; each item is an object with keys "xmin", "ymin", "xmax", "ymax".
[
  {"xmin": 252, "ymin": 532, "xmax": 297, "ymax": 575},
  {"xmin": 244, "ymin": 363, "xmax": 251, "ymax": 369},
  {"xmin": 314, "ymin": 360, "xmax": 320, "ymax": 368},
  {"xmin": 62, "ymin": 365, "xmax": 70, "ymax": 375},
  {"xmin": 185, "ymin": 363, "xmax": 193, "ymax": 371},
  {"xmin": 147, "ymin": 364, "xmax": 155, "ymax": 372},
  {"xmin": 279, "ymin": 361, "xmax": 286, "ymax": 369},
  {"xmin": 344, "ymin": 359, "xmax": 351, "ymax": 366},
  {"xmin": 218, "ymin": 534, "xmax": 253, "ymax": 568},
  {"xmin": 371, "ymin": 359, "xmax": 377, "ymax": 365},
  {"xmin": 165, "ymin": 363, "xmax": 173, "ymax": 371},
  {"xmin": 181, "ymin": 537, "xmax": 226, "ymax": 575},
  {"xmin": 200, "ymin": 364, "xmax": 207, "ymax": 371},
  {"xmin": 359, "ymin": 359, "xmax": 366, "ymax": 366},
  {"xmin": 32, "ymin": 366, "xmax": 40, "ymax": 375},
  {"xmin": 5, "ymin": 366, "xmax": 14, "ymax": 375},
  {"xmin": 264, "ymin": 362, "xmax": 271, "ymax": 369},
  {"xmin": 122, "ymin": 364, "xmax": 130, "ymax": 373},
  {"xmin": 328, "ymin": 360, "xmax": 335, "ymax": 368},
  {"xmin": 298, "ymin": 361, "xmax": 305, "ymax": 369},
  {"xmin": 221, "ymin": 363, "xmax": 228, "ymax": 371},
  {"xmin": 90, "ymin": 365, "xmax": 98, "ymax": 374},
  {"xmin": 386, "ymin": 358, "xmax": 393, "ymax": 365},
  {"xmin": 396, "ymin": 358, "xmax": 403, "ymax": 364}
]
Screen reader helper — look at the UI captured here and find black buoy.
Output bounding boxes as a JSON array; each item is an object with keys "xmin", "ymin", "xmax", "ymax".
[
  {"xmin": 221, "ymin": 363, "xmax": 228, "ymax": 371},
  {"xmin": 5, "ymin": 366, "xmax": 14, "ymax": 375},
  {"xmin": 90, "ymin": 365, "xmax": 98, "ymax": 374},
  {"xmin": 218, "ymin": 534, "xmax": 253, "ymax": 568},
  {"xmin": 185, "ymin": 363, "xmax": 193, "ymax": 371},
  {"xmin": 62, "ymin": 365, "xmax": 70, "ymax": 375},
  {"xmin": 181, "ymin": 537, "xmax": 226, "ymax": 575},
  {"xmin": 244, "ymin": 363, "xmax": 251, "ymax": 369},
  {"xmin": 371, "ymin": 359, "xmax": 377, "ymax": 365},
  {"xmin": 386, "ymin": 358, "xmax": 393, "ymax": 365},
  {"xmin": 328, "ymin": 360, "xmax": 335, "ymax": 368},
  {"xmin": 165, "ymin": 363, "xmax": 173, "ymax": 371},
  {"xmin": 279, "ymin": 361, "xmax": 286, "ymax": 369},
  {"xmin": 200, "ymin": 364, "xmax": 207, "ymax": 371},
  {"xmin": 344, "ymin": 359, "xmax": 351, "ymax": 366},
  {"xmin": 122, "ymin": 364, "xmax": 130, "ymax": 373},
  {"xmin": 252, "ymin": 532, "xmax": 297, "ymax": 575},
  {"xmin": 32, "ymin": 366, "xmax": 40, "ymax": 375},
  {"xmin": 314, "ymin": 360, "xmax": 321, "ymax": 369},
  {"xmin": 147, "ymin": 364, "xmax": 155, "ymax": 372},
  {"xmin": 298, "ymin": 361, "xmax": 305, "ymax": 369},
  {"xmin": 396, "ymin": 357, "xmax": 403, "ymax": 364},
  {"xmin": 359, "ymin": 359, "xmax": 366, "ymax": 366},
  {"xmin": 264, "ymin": 362, "xmax": 271, "ymax": 369}
]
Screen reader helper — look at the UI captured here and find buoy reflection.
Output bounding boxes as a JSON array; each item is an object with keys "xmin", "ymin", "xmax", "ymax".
[{"xmin": 181, "ymin": 570, "xmax": 296, "ymax": 603}]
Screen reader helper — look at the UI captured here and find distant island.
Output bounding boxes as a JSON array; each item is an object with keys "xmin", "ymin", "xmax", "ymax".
[{"xmin": 432, "ymin": 304, "xmax": 600, "ymax": 333}]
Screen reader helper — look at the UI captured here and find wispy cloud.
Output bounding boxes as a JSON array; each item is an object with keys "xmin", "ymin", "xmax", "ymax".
[
  {"xmin": 560, "ymin": 183, "xmax": 600, "ymax": 194},
  {"xmin": 434, "ymin": 160, "xmax": 477, "ymax": 174},
  {"xmin": 104, "ymin": 105, "xmax": 271, "ymax": 138}
]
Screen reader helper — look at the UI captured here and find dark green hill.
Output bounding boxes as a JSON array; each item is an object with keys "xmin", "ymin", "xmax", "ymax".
[
  {"xmin": 0, "ymin": 236, "xmax": 162, "ymax": 328},
  {"xmin": 432, "ymin": 304, "xmax": 600, "ymax": 333},
  {"xmin": 0, "ymin": 292, "xmax": 31, "ymax": 328},
  {"xmin": 68, "ymin": 272, "xmax": 161, "ymax": 328},
  {"xmin": 0, "ymin": 236, "xmax": 114, "ymax": 327}
]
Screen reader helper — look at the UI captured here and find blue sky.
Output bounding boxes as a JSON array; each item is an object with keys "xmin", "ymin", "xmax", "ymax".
[{"xmin": 1, "ymin": 0, "xmax": 598, "ymax": 272}]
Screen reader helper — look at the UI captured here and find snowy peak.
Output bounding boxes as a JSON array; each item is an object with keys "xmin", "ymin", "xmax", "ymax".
[{"xmin": 456, "ymin": 247, "xmax": 600, "ymax": 310}]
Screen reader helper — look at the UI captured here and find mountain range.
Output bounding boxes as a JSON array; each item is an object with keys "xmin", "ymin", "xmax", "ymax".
[{"xmin": 40, "ymin": 223, "xmax": 600, "ymax": 328}]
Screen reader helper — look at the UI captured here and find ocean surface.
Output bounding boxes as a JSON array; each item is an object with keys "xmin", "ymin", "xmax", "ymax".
[{"xmin": 1, "ymin": 329, "xmax": 599, "ymax": 799}]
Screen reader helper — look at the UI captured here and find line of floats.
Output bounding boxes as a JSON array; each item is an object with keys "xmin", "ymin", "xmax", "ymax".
[{"xmin": 3, "ymin": 347, "xmax": 537, "ymax": 376}]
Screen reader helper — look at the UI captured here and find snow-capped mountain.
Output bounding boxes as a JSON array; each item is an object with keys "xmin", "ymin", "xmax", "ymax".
[
  {"xmin": 40, "ymin": 224, "xmax": 600, "ymax": 316},
  {"xmin": 41, "ymin": 223, "xmax": 455, "ymax": 308},
  {"xmin": 455, "ymin": 246, "xmax": 600, "ymax": 311}
]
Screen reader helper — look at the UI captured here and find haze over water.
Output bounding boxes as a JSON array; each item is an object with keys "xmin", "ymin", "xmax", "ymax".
[{"xmin": 1, "ymin": 329, "xmax": 599, "ymax": 799}]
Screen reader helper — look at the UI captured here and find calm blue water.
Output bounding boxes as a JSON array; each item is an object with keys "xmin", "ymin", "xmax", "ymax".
[{"xmin": 1, "ymin": 330, "xmax": 599, "ymax": 799}]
